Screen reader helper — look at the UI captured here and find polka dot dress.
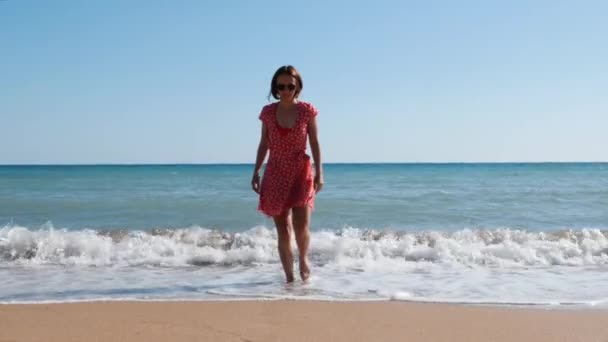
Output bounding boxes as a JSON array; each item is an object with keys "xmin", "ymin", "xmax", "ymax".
[{"xmin": 258, "ymin": 101, "xmax": 318, "ymax": 217}]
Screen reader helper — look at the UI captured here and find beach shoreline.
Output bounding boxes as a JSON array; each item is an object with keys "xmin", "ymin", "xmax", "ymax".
[{"xmin": 1, "ymin": 300, "xmax": 607, "ymax": 342}]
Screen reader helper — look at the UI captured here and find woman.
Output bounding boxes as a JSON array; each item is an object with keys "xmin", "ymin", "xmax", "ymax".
[{"xmin": 251, "ymin": 65, "xmax": 323, "ymax": 283}]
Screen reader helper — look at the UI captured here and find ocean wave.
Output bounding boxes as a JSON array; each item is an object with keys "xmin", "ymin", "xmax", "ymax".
[{"xmin": 1, "ymin": 224, "xmax": 607, "ymax": 268}]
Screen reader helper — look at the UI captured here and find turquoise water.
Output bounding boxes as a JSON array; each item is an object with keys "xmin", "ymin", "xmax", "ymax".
[
  {"xmin": 1, "ymin": 163, "xmax": 607, "ymax": 306},
  {"xmin": 2, "ymin": 163, "xmax": 607, "ymax": 231}
]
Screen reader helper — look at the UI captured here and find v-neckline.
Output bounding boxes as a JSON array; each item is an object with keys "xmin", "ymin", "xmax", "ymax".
[{"xmin": 274, "ymin": 102, "xmax": 300, "ymax": 130}]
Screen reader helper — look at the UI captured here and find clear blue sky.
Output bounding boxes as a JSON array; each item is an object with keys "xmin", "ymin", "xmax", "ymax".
[{"xmin": 1, "ymin": 1, "xmax": 607, "ymax": 164}]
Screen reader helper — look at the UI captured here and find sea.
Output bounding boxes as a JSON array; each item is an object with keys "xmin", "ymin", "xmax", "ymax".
[{"xmin": 1, "ymin": 163, "xmax": 607, "ymax": 308}]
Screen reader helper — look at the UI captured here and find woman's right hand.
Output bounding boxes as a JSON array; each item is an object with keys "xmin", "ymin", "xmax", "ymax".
[{"xmin": 251, "ymin": 173, "xmax": 261, "ymax": 194}]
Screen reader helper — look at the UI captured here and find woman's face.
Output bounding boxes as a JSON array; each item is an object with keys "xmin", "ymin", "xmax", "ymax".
[{"xmin": 276, "ymin": 74, "xmax": 298, "ymax": 101}]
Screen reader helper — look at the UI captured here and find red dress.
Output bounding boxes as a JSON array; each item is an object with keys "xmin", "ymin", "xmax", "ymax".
[{"xmin": 258, "ymin": 101, "xmax": 318, "ymax": 217}]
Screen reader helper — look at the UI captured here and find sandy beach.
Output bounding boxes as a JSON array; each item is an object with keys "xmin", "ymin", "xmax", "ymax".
[{"xmin": 1, "ymin": 301, "xmax": 607, "ymax": 342}]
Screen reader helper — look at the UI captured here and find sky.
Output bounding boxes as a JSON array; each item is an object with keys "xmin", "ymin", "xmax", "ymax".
[{"xmin": 1, "ymin": 0, "xmax": 607, "ymax": 164}]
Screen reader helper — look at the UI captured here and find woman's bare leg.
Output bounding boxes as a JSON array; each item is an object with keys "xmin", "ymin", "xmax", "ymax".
[
  {"xmin": 292, "ymin": 206, "xmax": 311, "ymax": 281},
  {"xmin": 273, "ymin": 210, "xmax": 294, "ymax": 283}
]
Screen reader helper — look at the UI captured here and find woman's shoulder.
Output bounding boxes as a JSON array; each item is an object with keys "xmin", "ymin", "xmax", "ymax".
[
  {"xmin": 259, "ymin": 102, "xmax": 277, "ymax": 121},
  {"xmin": 298, "ymin": 101, "xmax": 318, "ymax": 117},
  {"xmin": 261, "ymin": 102, "xmax": 277, "ymax": 112}
]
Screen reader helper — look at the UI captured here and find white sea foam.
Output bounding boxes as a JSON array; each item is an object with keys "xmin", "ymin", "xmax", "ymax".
[
  {"xmin": 2, "ymin": 225, "xmax": 607, "ymax": 268},
  {"xmin": 1, "ymin": 224, "xmax": 607, "ymax": 307}
]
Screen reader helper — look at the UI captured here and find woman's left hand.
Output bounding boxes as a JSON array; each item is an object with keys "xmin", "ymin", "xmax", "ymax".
[{"xmin": 314, "ymin": 174, "xmax": 324, "ymax": 193}]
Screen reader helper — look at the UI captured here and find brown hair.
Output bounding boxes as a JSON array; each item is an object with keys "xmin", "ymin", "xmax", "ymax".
[{"xmin": 268, "ymin": 65, "xmax": 303, "ymax": 100}]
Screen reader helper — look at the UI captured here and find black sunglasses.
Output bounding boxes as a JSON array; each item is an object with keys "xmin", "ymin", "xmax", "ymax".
[{"xmin": 276, "ymin": 83, "xmax": 296, "ymax": 91}]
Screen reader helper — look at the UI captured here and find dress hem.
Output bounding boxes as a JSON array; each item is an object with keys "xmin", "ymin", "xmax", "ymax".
[{"xmin": 257, "ymin": 202, "xmax": 315, "ymax": 218}]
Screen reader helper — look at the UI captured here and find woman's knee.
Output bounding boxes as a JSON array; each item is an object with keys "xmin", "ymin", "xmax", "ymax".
[
  {"xmin": 292, "ymin": 207, "xmax": 310, "ymax": 230},
  {"xmin": 274, "ymin": 212, "xmax": 292, "ymax": 239}
]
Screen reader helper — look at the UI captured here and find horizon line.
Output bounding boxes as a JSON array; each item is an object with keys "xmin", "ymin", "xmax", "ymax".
[{"xmin": 1, "ymin": 161, "xmax": 607, "ymax": 166}]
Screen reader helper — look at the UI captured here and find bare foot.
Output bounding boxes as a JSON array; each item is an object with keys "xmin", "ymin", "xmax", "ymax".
[
  {"xmin": 286, "ymin": 273, "xmax": 295, "ymax": 283},
  {"xmin": 299, "ymin": 259, "xmax": 310, "ymax": 282}
]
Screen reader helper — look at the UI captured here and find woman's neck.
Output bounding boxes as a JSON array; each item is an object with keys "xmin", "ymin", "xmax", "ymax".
[{"xmin": 278, "ymin": 98, "xmax": 298, "ymax": 108}]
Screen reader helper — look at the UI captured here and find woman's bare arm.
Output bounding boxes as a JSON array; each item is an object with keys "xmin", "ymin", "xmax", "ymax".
[
  {"xmin": 251, "ymin": 123, "xmax": 269, "ymax": 193},
  {"xmin": 308, "ymin": 116, "xmax": 324, "ymax": 193}
]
